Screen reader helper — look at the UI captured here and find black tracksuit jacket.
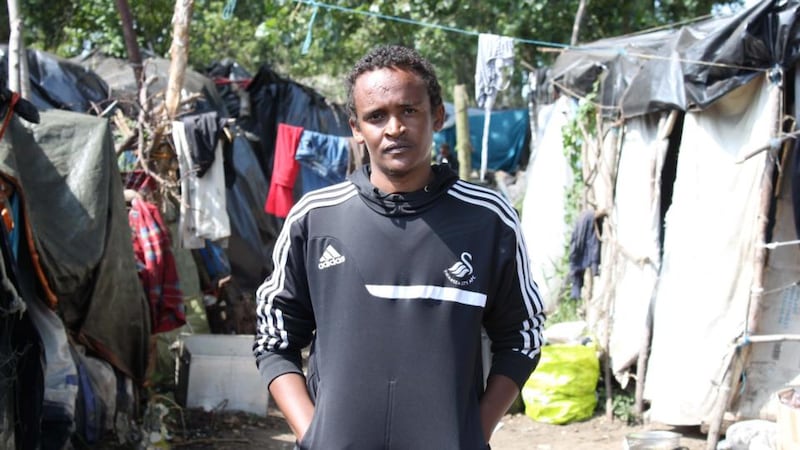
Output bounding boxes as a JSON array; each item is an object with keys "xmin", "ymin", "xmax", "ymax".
[{"xmin": 254, "ymin": 164, "xmax": 545, "ymax": 449}]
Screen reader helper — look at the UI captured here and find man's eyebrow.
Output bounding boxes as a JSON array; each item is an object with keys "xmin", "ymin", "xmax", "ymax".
[{"xmin": 359, "ymin": 106, "xmax": 384, "ymax": 116}]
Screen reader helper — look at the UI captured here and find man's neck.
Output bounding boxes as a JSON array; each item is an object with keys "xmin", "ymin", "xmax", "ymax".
[{"xmin": 370, "ymin": 167, "xmax": 434, "ymax": 194}]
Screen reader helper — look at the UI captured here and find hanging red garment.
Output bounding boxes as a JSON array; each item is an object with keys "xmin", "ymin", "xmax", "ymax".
[
  {"xmin": 128, "ymin": 197, "xmax": 186, "ymax": 333},
  {"xmin": 265, "ymin": 123, "xmax": 304, "ymax": 218}
]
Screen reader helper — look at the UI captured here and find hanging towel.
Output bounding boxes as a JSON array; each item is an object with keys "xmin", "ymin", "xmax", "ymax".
[
  {"xmin": 265, "ymin": 123, "xmax": 304, "ymax": 218},
  {"xmin": 475, "ymin": 33, "xmax": 515, "ymax": 109}
]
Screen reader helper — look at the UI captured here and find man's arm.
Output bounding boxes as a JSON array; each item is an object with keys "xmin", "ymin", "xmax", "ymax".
[
  {"xmin": 269, "ymin": 373, "xmax": 315, "ymax": 442},
  {"xmin": 479, "ymin": 374, "xmax": 520, "ymax": 442}
]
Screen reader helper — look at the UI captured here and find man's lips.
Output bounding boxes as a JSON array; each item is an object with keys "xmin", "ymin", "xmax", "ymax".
[{"xmin": 383, "ymin": 142, "xmax": 412, "ymax": 153}]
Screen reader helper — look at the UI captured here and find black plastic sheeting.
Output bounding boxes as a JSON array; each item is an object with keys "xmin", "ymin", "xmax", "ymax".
[
  {"xmin": 206, "ymin": 59, "xmax": 253, "ymax": 118},
  {"xmin": 224, "ymin": 134, "xmax": 282, "ymax": 293},
  {"xmin": 0, "ymin": 46, "xmax": 111, "ymax": 114},
  {"xmin": 241, "ymin": 65, "xmax": 351, "ymax": 181},
  {"xmin": 548, "ymin": 0, "xmax": 800, "ymax": 119}
]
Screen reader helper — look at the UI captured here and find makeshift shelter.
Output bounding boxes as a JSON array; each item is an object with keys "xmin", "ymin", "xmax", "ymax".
[
  {"xmin": 0, "ymin": 103, "xmax": 148, "ymax": 447},
  {"xmin": 434, "ymin": 103, "xmax": 530, "ymax": 174},
  {"xmin": 0, "ymin": 46, "xmax": 111, "ymax": 114},
  {"xmin": 522, "ymin": 0, "xmax": 800, "ymax": 444},
  {"xmin": 75, "ymin": 51, "xmax": 230, "ymax": 117}
]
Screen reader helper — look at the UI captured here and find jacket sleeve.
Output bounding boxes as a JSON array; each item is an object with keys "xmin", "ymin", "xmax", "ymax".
[
  {"xmin": 253, "ymin": 214, "xmax": 315, "ymax": 387},
  {"xmin": 483, "ymin": 214, "xmax": 546, "ymax": 390}
]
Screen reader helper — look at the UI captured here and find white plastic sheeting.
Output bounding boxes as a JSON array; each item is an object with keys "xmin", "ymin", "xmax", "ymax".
[
  {"xmin": 520, "ymin": 96, "xmax": 574, "ymax": 313},
  {"xmin": 605, "ymin": 112, "xmax": 672, "ymax": 382},
  {"xmin": 735, "ymin": 138, "xmax": 800, "ymax": 420},
  {"xmin": 644, "ymin": 76, "xmax": 776, "ymax": 425}
]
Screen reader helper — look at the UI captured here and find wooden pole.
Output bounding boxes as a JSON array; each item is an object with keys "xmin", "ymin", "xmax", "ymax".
[
  {"xmin": 165, "ymin": 0, "xmax": 194, "ymax": 120},
  {"xmin": 704, "ymin": 74, "xmax": 783, "ymax": 450},
  {"xmin": 114, "ymin": 0, "xmax": 143, "ymax": 89},
  {"xmin": 570, "ymin": 0, "xmax": 588, "ymax": 46},
  {"xmin": 454, "ymin": 84, "xmax": 472, "ymax": 180}
]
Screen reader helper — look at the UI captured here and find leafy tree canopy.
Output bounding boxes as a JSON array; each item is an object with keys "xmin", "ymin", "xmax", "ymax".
[{"xmin": 1, "ymin": 0, "xmax": 742, "ymax": 107}]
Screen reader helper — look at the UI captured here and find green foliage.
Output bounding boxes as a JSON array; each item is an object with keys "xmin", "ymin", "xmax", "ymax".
[
  {"xmin": 548, "ymin": 296, "xmax": 580, "ymax": 324},
  {"xmin": 547, "ymin": 82, "xmax": 598, "ymax": 324},
  {"xmin": 2, "ymin": 0, "xmax": 740, "ymax": 107},
  {"xmin": 596, "ymin": 381, "xmax": 641, "ymax": 425},
  {"xmin": 612, "ymin": 392, "xmax": 639, "ymax": 425}
]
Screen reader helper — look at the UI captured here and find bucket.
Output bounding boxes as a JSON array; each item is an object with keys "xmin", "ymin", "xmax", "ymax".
[
  {"xmin": 624, "ymin": 430, "xmax": 682, "ymax": 450},
  {"xmin": 777, "ymin": 387, "xmax": 800, "ymax": 450}
]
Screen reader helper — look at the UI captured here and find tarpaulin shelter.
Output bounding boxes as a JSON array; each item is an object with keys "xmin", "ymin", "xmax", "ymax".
[
  {"xmin": 0, "ymin": 104, "xmax": 149, "ymax": 447},
  {"xmin": 0, "ymin": 46, "xmax": 111, "ymax": 114},
  {"xmin": 434, "ymin": 103, "xmax": 530, "ymax": 174},
  {"xmin": 75, "ymin": 51, "xmax": 230, "ymax": 117},
  {"xmin": 521, "ymin": 0, "xmax": 800, "ymax": 444}
]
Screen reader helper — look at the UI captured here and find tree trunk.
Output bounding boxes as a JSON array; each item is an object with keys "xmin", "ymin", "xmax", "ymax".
[
  {"xmin": 165, "ymin": 0, "xmax": 194, "ymax": 120},
  {"xmin": 570, "ymin": 0, "xmax": 588, "ymax": 46},
  {"xmin": 454, "ymin": 84, "xmax": 472, "ymax": 180},
  {"xmin": 114, "ymin": 0, "xmax": 143, "ymax": 88},
  {"xmin": 7, "ymin": 0, "xmax": 30, "ymax": 99}
]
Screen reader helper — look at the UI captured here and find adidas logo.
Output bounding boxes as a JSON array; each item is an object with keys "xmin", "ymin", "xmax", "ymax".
[{"xmin": 318, "ymin": 245, "xmax": 346, "ymax": 269}]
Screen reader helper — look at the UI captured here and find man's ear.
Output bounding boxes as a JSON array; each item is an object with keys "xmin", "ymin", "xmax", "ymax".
[
  {"xmin": 432, "ymin": 104, "xmax": 445, "ymax": 132},
  {"xmin": 349, "ymin": 117, "xmax": 364, "ymax": 143}
]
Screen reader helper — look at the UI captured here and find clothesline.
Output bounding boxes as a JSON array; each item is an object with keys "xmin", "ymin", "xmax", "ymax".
[
  {"xmin": 292, "ymin": 0, "xmax": 765, "ymax": 74},
  {"xmin": 294, "ymin": 0, "xmax": 568, "ymax": 50}
]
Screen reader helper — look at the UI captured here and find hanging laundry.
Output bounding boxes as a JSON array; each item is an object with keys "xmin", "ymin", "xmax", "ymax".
[
  {"xmin": 475, "ymin": 33, "xmax": 515, "ymax": 179},
  {"xmin": 568, "ymin": 210, "xmax": 601, "ymax": 299},
  {"xmin": 172, "ymin": 121, "xmax": 231, "ymax": 248},
  {"xmin": 128, "ymin": 197, "xmax": 186, "ymax": 333},
  {"xmin": 180, "ymin": 111, "xmax": 226, "ymax": 178},
  {"xmin": 295, "ymin": 130, "xmax": 350, "ymax": 194},
  {"xmin": 265, "ymin": 123, "xmax": 304, "ymax": 218},
  {"xmin": 475, "ymin": 33, "xmax": 515, "ymax": 109}
]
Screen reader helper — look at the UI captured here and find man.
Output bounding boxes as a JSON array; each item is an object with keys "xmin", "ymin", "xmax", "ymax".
[
  {"xmin": 436, "ymin": 141, "xmax": 459, "ymax": 175},
  {"xmin": 254, "ymin": 45, "xmax": 545, "ymax": 449}
]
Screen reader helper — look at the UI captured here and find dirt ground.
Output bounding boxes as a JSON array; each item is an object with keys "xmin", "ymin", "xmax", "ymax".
[{"xmin": 155, "ymin": 406, "xmax": 709, "ymax": 450}]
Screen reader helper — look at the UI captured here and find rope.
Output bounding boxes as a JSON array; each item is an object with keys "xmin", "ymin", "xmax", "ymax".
[
  {"xmin": 292, "ymin": 0, "xmax": 569, "ymax": 49},
  {"xmin": 292, "ymin": 0, "xmax": 766, "ymax": 75}
]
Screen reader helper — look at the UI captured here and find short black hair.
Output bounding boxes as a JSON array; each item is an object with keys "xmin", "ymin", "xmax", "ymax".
[{"xmin": 346, "ymin": 45, "xmax": 443, "ymax": 120}]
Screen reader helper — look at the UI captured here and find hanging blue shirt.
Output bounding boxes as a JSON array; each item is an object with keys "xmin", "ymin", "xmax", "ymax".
[{"xmin": 295, "ymin": 130, "xmax": 350, "ymax": 194}]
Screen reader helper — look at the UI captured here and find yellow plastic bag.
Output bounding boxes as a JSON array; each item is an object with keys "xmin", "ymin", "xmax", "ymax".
[{"xmin": 521, "ymin": 342, "xmax": 599, "ymax": 424}]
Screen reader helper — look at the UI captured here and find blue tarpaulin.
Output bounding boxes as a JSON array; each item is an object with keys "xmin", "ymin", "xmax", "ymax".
[{"xmin": 434, "ymin": 106, "xmax": 529, "ymax": 173}]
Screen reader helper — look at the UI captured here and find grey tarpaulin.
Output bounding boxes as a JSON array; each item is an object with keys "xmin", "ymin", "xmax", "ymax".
[
  {"xmin": 0, "ymin": 110, "xmax": 150, "ymax": 381},
  {"xmin": 548, "ymin": 0, "xmax": 800, "ymax": 119},
  {"xmin": 75, "ymin": 52, "xmax": 230, "ymax": 118}
]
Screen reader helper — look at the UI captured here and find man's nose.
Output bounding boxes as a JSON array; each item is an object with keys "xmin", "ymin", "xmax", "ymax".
[{"xmin": 385, "ymin": 115, "xmax": 406, "ymax": 137}]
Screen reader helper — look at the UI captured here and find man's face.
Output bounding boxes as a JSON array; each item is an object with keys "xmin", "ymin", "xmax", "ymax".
[{"xmin": 349, "ymin": 67, "xmax": 444, "ymax": 188}]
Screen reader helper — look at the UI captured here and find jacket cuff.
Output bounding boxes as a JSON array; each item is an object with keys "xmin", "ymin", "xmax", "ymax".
[
  {"xmin": 256, "ymin": 351, "xmax": 305, "ymax": 388},
  {"xmin": 489, "ymin": 350, "xmax": 541, "ymax": 390}
]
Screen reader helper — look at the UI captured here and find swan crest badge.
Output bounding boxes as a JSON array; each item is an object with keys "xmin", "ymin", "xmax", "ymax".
[{"xmin": 444, "ymin": 252, "xmax": 477, "ymax": 287}]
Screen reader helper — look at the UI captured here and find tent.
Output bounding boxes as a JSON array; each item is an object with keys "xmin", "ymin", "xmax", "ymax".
[{"xmin": 521, "ymin": 0, "xmax": 800, "ymax": 445}]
